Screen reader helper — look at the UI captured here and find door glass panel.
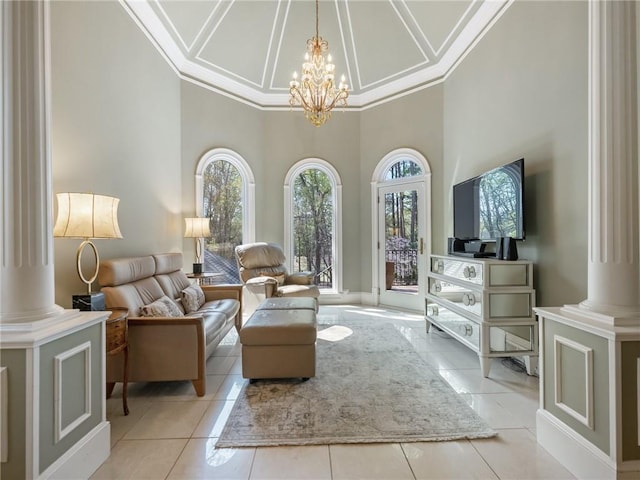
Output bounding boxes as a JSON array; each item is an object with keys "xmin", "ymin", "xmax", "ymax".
[{"xmin": 384, "ymin": 189, "xmax": 418, "ymax": 293}]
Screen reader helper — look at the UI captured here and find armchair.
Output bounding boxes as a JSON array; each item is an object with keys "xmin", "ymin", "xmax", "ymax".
[{"xmin": 235, "ymin": 242, "xmax": 320, "ymax": 312}]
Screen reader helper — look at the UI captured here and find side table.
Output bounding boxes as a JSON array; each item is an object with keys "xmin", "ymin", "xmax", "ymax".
[
  {"xmin": 105, "ymin": 308, "xmax": 129, "ymax": 415},
  {"xmin": 187, "ymin": 271, "xmax": 224, "ymax": 286}
]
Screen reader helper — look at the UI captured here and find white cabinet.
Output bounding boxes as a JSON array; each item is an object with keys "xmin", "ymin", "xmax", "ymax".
[{"xmin": 426, "ymin": 254, "xmax": 538, "ymax": 377}]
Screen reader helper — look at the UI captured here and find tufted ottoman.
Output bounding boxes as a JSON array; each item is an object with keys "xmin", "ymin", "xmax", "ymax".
[{"xmin": 240, "ymin": 298, "xmax": 317, "ymax": 381}]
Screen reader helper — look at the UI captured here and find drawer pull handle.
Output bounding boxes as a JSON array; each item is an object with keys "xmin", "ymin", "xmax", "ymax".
[
  {"xmin": 435, "ymin": 260, "xmax": 444, "ymax": 273},
  {"xmin": 434, "ymin": 282, "xmax": 442, "ymax": 293},
  {"xmin": 464, "ymin": 325, "xmax": 473, "ymax": 336},
  {"xmin": 462, "ymin": 293, "xmax": 476, "ymax": 306},
  {"xmin": 463, "ymin": 266, "xmax": 476, "ymax": 278}
]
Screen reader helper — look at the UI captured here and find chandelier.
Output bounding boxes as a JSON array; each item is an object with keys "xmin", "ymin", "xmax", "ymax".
[{"xmin": 289, "ymin": 0, "xmax": 349, "ymax": 127}]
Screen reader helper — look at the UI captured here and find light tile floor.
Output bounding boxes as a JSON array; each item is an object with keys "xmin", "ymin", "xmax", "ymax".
[{"xmin": 95, "ymin": 305, "xmax": 576, "ymax": 480}]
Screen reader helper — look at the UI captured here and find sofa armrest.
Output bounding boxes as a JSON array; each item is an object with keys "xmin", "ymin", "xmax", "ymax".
[
  {"xmin": 286, "ymin": 271, "xmax": 314, "ymax": 285},
  {"xmin": 109, "ymin": 314, "xmax": 208, "ymax": 396},
  {"xmin": 201, "ymin": 283, "xmax": 243, "ymax": 330},
  {"xmin": 201, "ymin": 283, "xmax": 243, "ymax": 301}
]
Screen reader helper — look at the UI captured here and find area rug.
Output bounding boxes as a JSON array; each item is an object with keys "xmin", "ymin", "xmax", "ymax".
[{"xmin": 216, "ymin": 319, "xmax": 496, "ymax": 447}]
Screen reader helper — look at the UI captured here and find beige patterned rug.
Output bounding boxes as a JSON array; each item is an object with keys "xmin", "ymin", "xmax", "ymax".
[{"xmin": 216, "ymin": 319, "xmax": 496, "ymax": 447}]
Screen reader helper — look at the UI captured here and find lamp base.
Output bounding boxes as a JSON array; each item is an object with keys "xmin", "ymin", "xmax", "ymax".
[
  {"xmin": 192, "ymin": 263, "xmax": 203, "ymax": 274},
  {"xmin": 72, "ymin": 292, "xmax": 105, "ymax": 311}
]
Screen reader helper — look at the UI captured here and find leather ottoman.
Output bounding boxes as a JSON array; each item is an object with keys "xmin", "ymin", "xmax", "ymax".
[{"xmin": 239, "ymin": 305, "xmax": 317, "ymax": 381}]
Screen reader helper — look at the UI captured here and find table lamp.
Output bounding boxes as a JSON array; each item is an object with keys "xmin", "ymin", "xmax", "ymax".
[
  {"xmin": 184, "ymin": 217, "xmax": 210, "ymax": 274},
  {"xmin": 54, "ymin": 193, "xmax": 122, "ymax": 310}
]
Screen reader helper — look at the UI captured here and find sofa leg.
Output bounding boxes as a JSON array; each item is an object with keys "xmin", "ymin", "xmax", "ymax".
[
  {"xmin": 192, "ymin": 378, "xmax": 206, "ymax": 397},
  {"xmin": 106, "ymin": 382, "xmax": 115, "ymax": 399}
]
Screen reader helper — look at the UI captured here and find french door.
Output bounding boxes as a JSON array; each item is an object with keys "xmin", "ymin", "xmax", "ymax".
[{"xmin": 377, "ymin": 181, "xmax": 426, "ymax": 311}]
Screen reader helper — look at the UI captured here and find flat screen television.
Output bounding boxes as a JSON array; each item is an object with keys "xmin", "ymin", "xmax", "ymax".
[{"xmin": 453, "ymin": 158, "xmax": 525, "ymax": 241}]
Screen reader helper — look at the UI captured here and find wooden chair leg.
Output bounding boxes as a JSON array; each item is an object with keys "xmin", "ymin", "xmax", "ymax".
[
  {"xmin": 122, "ymin": 346, "xmax": 129, "ymax": 416},
  {"xmin": 106, "ymin": 382, "xmax": 115, "ymax": 399},
  {"xmin": 192, "ymin": 377, "xmax": 205, "ymax": 397}
]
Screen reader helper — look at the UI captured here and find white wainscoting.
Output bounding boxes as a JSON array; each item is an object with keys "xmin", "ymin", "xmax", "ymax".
[
  {"xmin": 54, "ymin": 342, "xmax": 92, "ymax": 443},
  {"xmin": 553, "ymin": 334, "xmax": 594, "ymax": 429}
]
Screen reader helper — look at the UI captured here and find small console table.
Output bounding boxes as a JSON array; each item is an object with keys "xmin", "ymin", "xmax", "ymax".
[
  {"xmin": 105, "ymin": 308, "xmax": 129, "ymax": 415},
  {"xmin": 187, "ymin": 272, "xmax": 224, "ymax": 286},
  {"xmin": 425, "ymin": 254, "xmax": 538, "ymax": 377}
]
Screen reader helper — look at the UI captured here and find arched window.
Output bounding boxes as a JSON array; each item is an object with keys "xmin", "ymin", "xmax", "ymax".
[
  {"xmin": 383, "ymin": 159, "xmax": 423, "ymax": 180},
  {"xmin": 195, "ymin": 148, "xmax": 255, "ymax": 282},
  {"xmin": 284, "ymin": 159, "xmax": 342, "ymax": 294}
]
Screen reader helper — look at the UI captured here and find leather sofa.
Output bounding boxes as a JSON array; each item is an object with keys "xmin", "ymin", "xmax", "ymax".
[
  {"xmin": 234, "ymin": 242, "xmax": 320, "ymax": 312},
  {"xmin": 98, "ymin": 253, "xmax": 242, "ymax": 396}
]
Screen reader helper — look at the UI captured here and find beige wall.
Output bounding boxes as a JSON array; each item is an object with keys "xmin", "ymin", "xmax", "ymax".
[
  {"xmin": 50, "ymin": 0, "xmax": 591, "ymax": 307},
  {"xmin": 51, "ymin": 1, "xmax": 182, "ymax": 307},
  {"xmin": 443, "ymin": 0, "xmax": 588, "ymax": 306}
]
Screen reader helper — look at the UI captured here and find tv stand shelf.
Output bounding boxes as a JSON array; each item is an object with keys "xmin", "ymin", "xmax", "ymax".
[{"xmin": 425, "ymin": 254, "xmax": 538, "ymax": 377}]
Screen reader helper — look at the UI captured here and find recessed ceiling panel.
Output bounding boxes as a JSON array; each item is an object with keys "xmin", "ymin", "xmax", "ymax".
[
  {"xmin": 347, "ymin": 0, "xmax": 427, "ymax": 88},
  {"xmin": 122, "ymin": 0, "xmax": 511, "ymax": 107},
  {"xmin": 156, "ymin": 0, "xmax": 220, "ymax": 51},
  {"xmin": 405, "ymin": 0, "xmax": 473, "ymax": 56},
  {"xmin": 271, "ymin": 0, "xmax": 351, "ymax": 92},
  {"xmin": 198, "ymin": 0, "xmax": 279, "ymax": 87}
]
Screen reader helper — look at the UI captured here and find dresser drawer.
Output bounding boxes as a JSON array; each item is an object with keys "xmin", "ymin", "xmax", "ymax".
[
  {"xmin": 425, "ymin": 300, "xmax": 480, "ymax": 351},
  {"xmin": 430, "ymin": 255, "xmax": 533, "ymax": 288},
  {"xmin": 489, "ymin": 325, "xmax": 536, "ymax": 353},
  {"xmin": 428, "ymin": 278, "xmax": 482, "ymax": 317},
  {"xmin": 488, "ymin": 291, "xmax": 534, "ymax": 319},
  {"xmin": 431, "ymin": 256, "xmax": 484, "ymax": 286}
]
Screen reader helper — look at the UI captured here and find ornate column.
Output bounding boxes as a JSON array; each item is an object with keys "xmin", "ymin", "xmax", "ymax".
[
  {"xmin": 535, "ymin": 2, "xmax": 640, "ymax": 478},
  {"xmin": 568, "ymin": 0, "xmax": 640, "ymax": 325},
  {"xmin": 1, "ymin": 0, "xmax": 64, "ymax": 323}
]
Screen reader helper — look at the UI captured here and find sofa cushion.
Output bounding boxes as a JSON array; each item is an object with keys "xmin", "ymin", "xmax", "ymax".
[
  {"xmin": 98, "ymin": 255, "xmax": 156, "ymax": 287},
  {"xmin": 182, "ymin": 284, "xmax": 206, "ymax": 313},
  {"xmin": 156, "ymin": 270, "xmax": 191, "ymax": 302},
  {"xmin": 199, "ymin": 299, "xmax": 241, "ymax": 319},
  {"xmin": 140, "ymin": 295, "xmax": 184, "ymax": 317},
  {"xmin": 101, "ymin": 276, "xmax": 168, "ymax": 316},
  {"xmin": 153, "ymin": 253, "xmax": 183, "ymax": 274}
]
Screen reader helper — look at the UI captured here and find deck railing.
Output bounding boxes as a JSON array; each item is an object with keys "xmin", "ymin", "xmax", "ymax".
[{"xmin": 386, "ymin": 249, "xmax": 418, "ymax": 286}]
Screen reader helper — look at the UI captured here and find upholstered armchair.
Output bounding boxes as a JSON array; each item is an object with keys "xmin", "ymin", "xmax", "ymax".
[{"xmin": 235, "ymin": 242, "xmax": 320, "ymax": 312}]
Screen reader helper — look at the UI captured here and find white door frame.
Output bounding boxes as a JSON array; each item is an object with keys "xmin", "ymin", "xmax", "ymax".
[{"xmin": 370, "ymin": 148, "xmax": 431, "ymax": 311}]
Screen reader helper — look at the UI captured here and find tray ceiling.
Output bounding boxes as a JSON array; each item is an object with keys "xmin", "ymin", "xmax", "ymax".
[{"xmin": 122, "ymin": 0, "xmax": 511, "ymax": 108}]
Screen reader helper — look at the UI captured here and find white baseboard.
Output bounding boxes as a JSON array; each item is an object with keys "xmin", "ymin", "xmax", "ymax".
[
  {"xmin": 40, "ymin": 421, "xmax": 110, "ymax": 480},
  {"xmin": 536, "ymin": 409, "xmax": 616, "ymax": 480},
  {"xmin": 317, "ymin": 292, "xmax": 375, "ymax": 306}
]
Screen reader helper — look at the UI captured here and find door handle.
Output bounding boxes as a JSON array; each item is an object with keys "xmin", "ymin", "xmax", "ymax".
[{"xmin": 419, "ymin": 237, "xmax": 424, "ymax": 255}]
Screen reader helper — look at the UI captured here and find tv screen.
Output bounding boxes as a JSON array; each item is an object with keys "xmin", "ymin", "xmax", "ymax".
[{"xmin": 453, "ymin": 158, "xmax": 525, "ymax": 241}]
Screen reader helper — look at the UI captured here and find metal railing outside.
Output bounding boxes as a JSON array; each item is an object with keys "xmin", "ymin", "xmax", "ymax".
[{"xmin": 386, "ymin": 249, "xmax": 418, "ymax": 286}]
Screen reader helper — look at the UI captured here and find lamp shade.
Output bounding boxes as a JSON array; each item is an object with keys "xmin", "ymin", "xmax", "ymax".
[
  {"xmin": 54, "ymin": 193, "xmax": 122, "ymax": 239},
  {"xmin": 184, "ymin": 217, "xmax": 211, "ymax": 238}
]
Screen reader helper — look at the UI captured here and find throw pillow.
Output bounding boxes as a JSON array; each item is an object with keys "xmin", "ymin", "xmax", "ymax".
[
  {"xmin": 140, "ymin": 295, "xmax": 184, "ymax": 317},
  {"xmin": 181, "ymin": 284, "xmax": 206, "ymax": 314}
]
